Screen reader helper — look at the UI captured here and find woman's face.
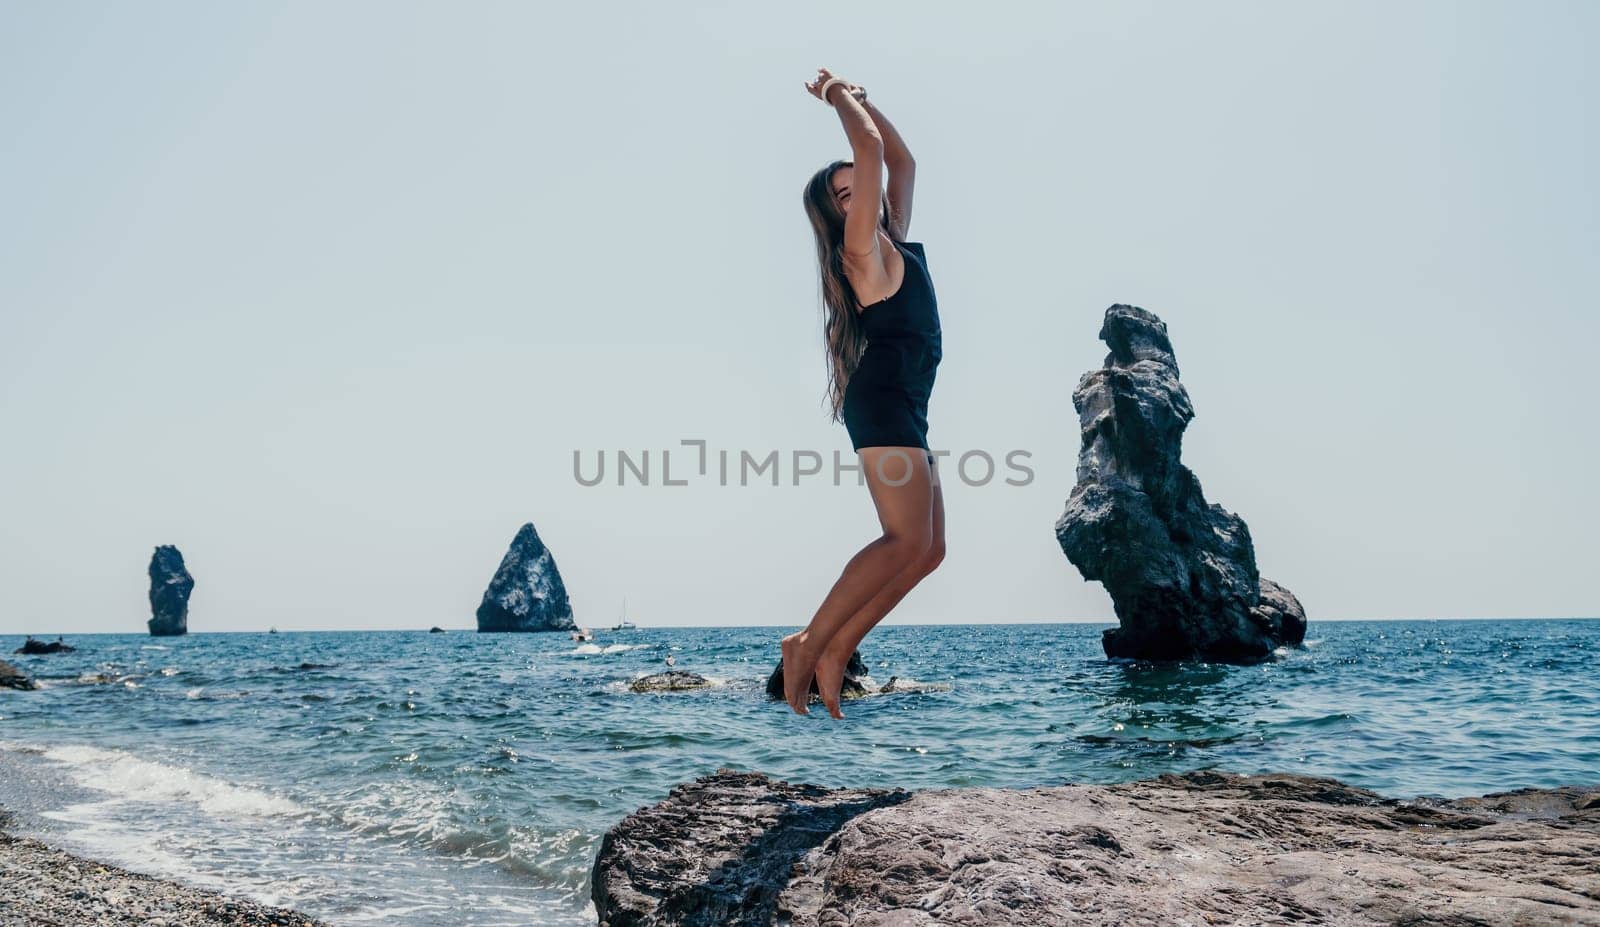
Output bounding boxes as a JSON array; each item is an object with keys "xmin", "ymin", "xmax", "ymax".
[{"xmin": 830, "ymin": 166, "xmax": 856, "ymax": 216}]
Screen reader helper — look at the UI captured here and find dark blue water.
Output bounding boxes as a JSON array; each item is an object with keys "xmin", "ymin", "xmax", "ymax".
[{"xmin": 2, "ymin": 620, "xmax": 1597, "ymax": 925}]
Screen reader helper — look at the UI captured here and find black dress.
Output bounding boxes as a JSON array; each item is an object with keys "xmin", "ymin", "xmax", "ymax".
[{"xmin": 841, "ymin": 239, "xmax": 942, "ymax": 456}]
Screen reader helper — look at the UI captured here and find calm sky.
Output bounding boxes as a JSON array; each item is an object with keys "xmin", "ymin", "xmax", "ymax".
[{"xmin": 2, "ymin": 1, "xmax": 1594, "ymax": 634}]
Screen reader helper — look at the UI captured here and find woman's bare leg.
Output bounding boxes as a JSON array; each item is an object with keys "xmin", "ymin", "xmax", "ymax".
[
  {"xmin": 813, "ymin": 466, "xmax": 945, "ymax": 717},
  {"xmin": 781, "ymin": 447, "xmax": 934, "ymax": 715}
]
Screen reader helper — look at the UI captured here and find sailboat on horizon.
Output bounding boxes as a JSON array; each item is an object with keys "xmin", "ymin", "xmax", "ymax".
[{"xmin": 610, "ymin": 595, "xmax": 638, "ymax": 631}]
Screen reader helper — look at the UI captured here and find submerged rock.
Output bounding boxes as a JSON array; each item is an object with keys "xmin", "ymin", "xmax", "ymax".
[
  {"xmin": 629, "ymin": 670, "xmax": 712, "ymax": 693},
  {"xmin": 1055, "ymin": 305, "xmax": 1307, "ymax": 662},
  {"xmin": 475, "ymin": 522, "xmax": 577, "ymax": 632},
  {"xmin": 875, "ymin": 675, "xmax": 949, "ymax": 695},
  {"xmin": 764, "ymin": 649, "xmax": 869, "ymax": 701},
  {"xmin": 13, "ymin": 637, "xmax": 74, "ymax": 655},
  {"xmin": 147, "ymin": 545, "xmax": 194, "ymax": 637},
  {"xmin": 0, "ymin": 659, "xmax": 38, "ymax": 691},
  {"xmin": 591, "ymin": 768, "xmax": 1600, "ymax": 927}
]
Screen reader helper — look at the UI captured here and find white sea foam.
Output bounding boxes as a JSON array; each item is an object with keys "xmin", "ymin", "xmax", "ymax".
[
  {"xmin": 2, "ymin": 739, "xmax": 576, "ymax": 924},
  {"xmin": 569, "ymin": 642, "xmax": 652, "ymax": 655},
  {"xmin": 38, "ymin": 743, "xmax": 306, "ymax": 819},
  {"xmin": 864, "ymin": 675, "xmax": 950, "ymax": 694}
]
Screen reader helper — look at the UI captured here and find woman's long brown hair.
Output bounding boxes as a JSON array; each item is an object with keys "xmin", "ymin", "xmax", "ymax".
[{"xmin": 802, "ymin": 158, "xmax": 893, "ymax": 423}]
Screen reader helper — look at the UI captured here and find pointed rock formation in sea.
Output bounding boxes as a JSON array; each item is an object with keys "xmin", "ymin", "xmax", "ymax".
[
  {"xmin": 1055, "ymin": 305, "xmax": 1307, "ymax": 662},
  {"xmin": 476, "ymin": 522, "xmax": 577, "ymax": 632},
  {"xmin": 147, "ymin": 545, "xmax": 194, "ymax": 637}
]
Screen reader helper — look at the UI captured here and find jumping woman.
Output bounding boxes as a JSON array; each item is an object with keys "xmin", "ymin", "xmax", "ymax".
[{"xmin": 781, "ymin": 67, "xmax": 945, "ymax": 719}]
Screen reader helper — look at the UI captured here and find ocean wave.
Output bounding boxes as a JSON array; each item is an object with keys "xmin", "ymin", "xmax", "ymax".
[{"xmin": 36, "ymin": 743, "xmax": 307, "ymax": 820}]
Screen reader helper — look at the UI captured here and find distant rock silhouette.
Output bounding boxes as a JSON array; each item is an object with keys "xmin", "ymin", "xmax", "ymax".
[
  {"xmin": 0, "ymin": 659, "xmax": 38, "ymax": 691},
  {"xmin": 147, "ymin": 545, "xmax": 194, "ymax": 637},
  {"xmin": 476, "ymin": 523, "xmax": 577, "ymax": 632},
  {"xmin": 428, "ymin": 626, "xmax": 445, "ymax": 633},
  {"xmin": 14, "ymin": 636, "xmax": 75, "ymax": 655},
  {"xmin": 1055, "ymin": 305, "xmax": 1307, "ymax": 662}
]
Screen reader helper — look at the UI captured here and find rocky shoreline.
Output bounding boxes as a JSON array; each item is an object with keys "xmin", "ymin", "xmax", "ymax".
[
  {"xmin": 591, "ymin": 768, "xmax": 1600, "ymax": 926},
  {"xmin": 0, "ymin": 808, "xmax": 329, "ymax": 927}
]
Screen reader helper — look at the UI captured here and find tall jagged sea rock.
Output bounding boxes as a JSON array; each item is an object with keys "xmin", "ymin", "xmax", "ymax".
[
  {"xmin": 147, "ymin": 545, "xmax": 194, "ymax": 637},
  {"xmin": 1055, "ymin": 305, "xmax": 1306, "ymax": 662},
  {"xmin": 476, "ymin": 522, "xmax": 577, "ymax": 632}
]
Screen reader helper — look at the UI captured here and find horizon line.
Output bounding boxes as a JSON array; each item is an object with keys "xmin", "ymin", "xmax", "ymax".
[{"xmin": 8, "ymin": 615, "xmax": 1598, "ymax": 636}]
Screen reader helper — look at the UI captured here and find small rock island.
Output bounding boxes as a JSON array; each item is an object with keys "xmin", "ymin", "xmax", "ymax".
[
  {"xmin": 476, "ymin": 522, "xmax": 577, "ymax": 632},
  {"xmin": 147, "ymin": 544, "xmax": 194, "ymax": 637},
  {"xmin": 629, "ymin": 670, "xmax": 712, "ymax": 693},
  {"xmin": 13, "ymin": 637, "xmax": 75, "ymax": 655},
  {"xmin": 765, "ymin": 649, "xmax": 869, "ymax": 700},
  {"xmin": 1055, "ymin": 305, "xmax": 1306, "ymax": 662}
]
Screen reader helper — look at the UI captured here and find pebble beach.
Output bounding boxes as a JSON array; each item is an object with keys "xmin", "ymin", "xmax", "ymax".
[{"xmin": 0, "ymin": 809, "xmax": 327, "ymax": 927}]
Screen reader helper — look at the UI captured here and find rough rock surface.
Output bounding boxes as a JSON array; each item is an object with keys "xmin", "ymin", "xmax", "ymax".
[
  {"xmin": 764, "ymin": 649, "xmax": 869, "ymax": 701},
  {"xmin": 592, "ymin": 771, "xmax": 912, "ymax": 927},
  {"xmin": 0, "ymin": 660, "xmax": 37, "ymax": 691},
  {"xmin": 1055, "ymin": 305, "xmax": 1307, "ymax": 662},
  {"xmin": 0, "ymin": 809, "xmax": 329, "ymax": 925},
  {"xmin": 591, "ymin": 768, "xmax": 1600, "ymax": 927},
  {"xmin": 629, "ymin": 670, "xmax": 713, "ymax": 693},
  {"xmin": 13, "ymin": 637, "xmax": 74, "ymax": 655},
  {"xmin": 475, "ymin": 522, "xmax": 577, "ymax": 632},
  {"xmin": 147, "ymin": 544, "xmax": 194, "ymax": 637}
]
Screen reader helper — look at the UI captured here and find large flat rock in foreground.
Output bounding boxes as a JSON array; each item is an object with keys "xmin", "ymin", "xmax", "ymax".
[{"xmin": 591, "ymin": 769, "xmax": 1600, "ymax": 926}]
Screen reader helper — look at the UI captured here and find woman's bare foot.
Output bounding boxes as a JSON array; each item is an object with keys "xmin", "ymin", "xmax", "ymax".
[
  {"xmin": 779, "ymin": 631, "xmax": 816, "ymax": 714},
  {"xmin": 813, "ymin": 644, "xmax": 851, "ymax": 719}
]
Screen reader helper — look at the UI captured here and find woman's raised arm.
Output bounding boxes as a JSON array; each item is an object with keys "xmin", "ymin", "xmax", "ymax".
[
  {"xmin": 807, "ymin": 68, "xmax": 885, "ymax": 260},
  {"xmin": 862, "ymin": 98, "xmax": 915, "ymax": 240}
]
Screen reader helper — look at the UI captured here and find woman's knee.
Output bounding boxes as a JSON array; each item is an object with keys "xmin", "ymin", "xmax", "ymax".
[
  {"xmin": 919, "ymin": 536, "xmax": 946, "ymax": 575},
  {"xmin": 881, "ymin": 530, "xmax": 933, "ymax": 570}
]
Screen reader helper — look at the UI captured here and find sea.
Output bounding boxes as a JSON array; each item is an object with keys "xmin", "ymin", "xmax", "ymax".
[{"xmin": 1, "ymin": 619, "xmax": 1597, "ymax": 926}]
